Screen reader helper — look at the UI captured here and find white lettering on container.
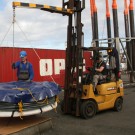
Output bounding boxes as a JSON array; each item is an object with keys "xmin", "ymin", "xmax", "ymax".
[
  {"xmin": 54, "ymin": 59, "xmax": 65, "ymax": 74},
  {"xmin": 39, "ymin": 59, "xmax": 86, "ymax": 76},
  {"xmin": 40, "ymin": 59, "xmax": 52, "ymax": 76}
]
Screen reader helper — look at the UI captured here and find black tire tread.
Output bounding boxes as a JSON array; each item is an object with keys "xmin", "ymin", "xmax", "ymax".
[
  {"xmin": 114, "ymin": 97, "xmax": 123, "ymax": 112},
  {"xmin": 80, "ymin": 100, "xmax": 97, "ymax": 119}
]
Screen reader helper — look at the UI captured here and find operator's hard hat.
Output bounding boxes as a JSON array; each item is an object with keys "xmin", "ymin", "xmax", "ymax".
[{"xmin": 20, "ymin": 51, "xmax": 27, "ymax": 58}]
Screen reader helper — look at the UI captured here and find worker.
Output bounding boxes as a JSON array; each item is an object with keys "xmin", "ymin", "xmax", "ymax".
[
  {"xmin": 93, "ymin": 54, "xmax": 107, "ymax": 93},
  {"xmin": 12, "ymin": 51, "xmax": 34, "ymax": 81}
]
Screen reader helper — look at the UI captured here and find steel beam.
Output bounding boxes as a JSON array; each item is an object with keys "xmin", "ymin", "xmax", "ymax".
[{"xmin": 12, "ymin": 2, "xmax": 73, "ymax": 15}]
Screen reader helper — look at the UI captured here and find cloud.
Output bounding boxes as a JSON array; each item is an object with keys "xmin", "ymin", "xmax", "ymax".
[{"xmin": 0, "ymin": 0, "xmax": 130, "ymax": 49}]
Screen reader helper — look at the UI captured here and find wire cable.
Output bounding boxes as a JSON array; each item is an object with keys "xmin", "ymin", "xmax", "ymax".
[
  {"xmin": 0, "ymin": 23, "xmax": 13, "ymax": 46},
  {"xmin": 12, "ymin": 7, "xmax": 16, "ymax": 80}
]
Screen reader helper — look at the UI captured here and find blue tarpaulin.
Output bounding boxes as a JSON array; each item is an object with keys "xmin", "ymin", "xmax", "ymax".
[{"xmin": 0, "ymin": 81, "xmax": 61, "ymax": 103}]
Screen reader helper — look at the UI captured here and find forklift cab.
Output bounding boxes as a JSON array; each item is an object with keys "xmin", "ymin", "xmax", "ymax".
[
  {"xmin": 79, "ymin": 47, "xmax": 124, "ymax": 118},
  {"xmin": 83, "ymin": 47, "xmax": 121, "ymax": 84}
]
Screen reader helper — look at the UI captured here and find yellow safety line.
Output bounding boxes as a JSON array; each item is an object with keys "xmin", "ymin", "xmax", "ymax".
[
  {"xmin": 12, "ymin": 87, "xmax": 59, "ymax": 104},
  {"xmin": 13, "ymin": 87, "xmax": 60, "ymax": 118},
  {"xmin": 18, "ymin": 100, "xmax": 23, "ymax": 120}
]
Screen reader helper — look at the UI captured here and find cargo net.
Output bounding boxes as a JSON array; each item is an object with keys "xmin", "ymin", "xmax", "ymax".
[{"xmin": 0, "ymin": 81, "xmax": 61, "ymax": 119}]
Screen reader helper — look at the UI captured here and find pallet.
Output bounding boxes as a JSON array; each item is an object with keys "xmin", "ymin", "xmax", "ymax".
[{"xmin": 0, "ymin": 116, "xmax": 52, "ymax": 135}]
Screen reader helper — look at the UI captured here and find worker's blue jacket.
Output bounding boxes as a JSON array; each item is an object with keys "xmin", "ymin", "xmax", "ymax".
[{"xmin": 15, "ymin": 61, "xmax": 34, "ymax": 80}]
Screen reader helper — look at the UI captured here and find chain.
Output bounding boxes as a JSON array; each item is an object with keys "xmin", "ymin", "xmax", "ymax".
[
  {"xmin": 13, "ymin": 7, "xmax": 15, "ymax": 48},
  {"xmin": 12, "ymin": 7, "xmax": 16, "ymax": 80}
]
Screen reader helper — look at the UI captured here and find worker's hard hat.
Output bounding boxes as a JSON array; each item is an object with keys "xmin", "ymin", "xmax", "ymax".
[{"xmin": 20, "ymin": 51, "xmax": 27, "ymax": 58}]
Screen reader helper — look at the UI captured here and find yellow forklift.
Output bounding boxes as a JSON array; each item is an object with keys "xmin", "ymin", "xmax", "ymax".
[
  {"xmin": 62, "ymin": 46, "xmax": 124, "ymax": 119},
  {"xmin": 61, "ymin": 0, "xmax": 124, "ymax": 119},
  {"xmin": 12, "ymin": 0, "xmax": 124, "ymax": 119},
  {"xmin": 78, "ymin": 47, "xmax": 124, "ymax": 119}
]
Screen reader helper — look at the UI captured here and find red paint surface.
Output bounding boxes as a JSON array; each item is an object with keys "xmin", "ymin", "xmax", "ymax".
[{"xmin": 0, "ymin": 47, "xmax": 92, "ymax": 87}]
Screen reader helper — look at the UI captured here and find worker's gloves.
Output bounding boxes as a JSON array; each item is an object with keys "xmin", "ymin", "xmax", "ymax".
[{"xmin": 12, "ymin": 63, "xmax": 16, "ymax": 69}]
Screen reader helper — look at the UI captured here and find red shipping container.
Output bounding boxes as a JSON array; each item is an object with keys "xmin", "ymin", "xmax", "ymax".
[{"xmin": 0, "ymin": 47, "xmax": 92, "ymax": 87}]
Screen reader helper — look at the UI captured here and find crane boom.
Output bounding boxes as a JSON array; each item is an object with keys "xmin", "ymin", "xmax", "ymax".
[{"xmin": 12, "ymin": 2, "xmax": 74, "ymax": 15}]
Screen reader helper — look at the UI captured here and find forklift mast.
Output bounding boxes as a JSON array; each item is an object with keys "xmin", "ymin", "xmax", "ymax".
[{"xmin": 63, "ymin": 0, "xmax": 85, "ymax": 116}]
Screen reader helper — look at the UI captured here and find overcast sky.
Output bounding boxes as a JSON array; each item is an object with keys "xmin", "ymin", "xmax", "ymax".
[{"xmin": 0, "ymin": 0, "xmax": 133, "ymax": 50}]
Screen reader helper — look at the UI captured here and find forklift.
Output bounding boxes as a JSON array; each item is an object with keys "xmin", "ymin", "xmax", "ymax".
[
  {"xmin": 62, "ymin": 0, "xmax": 124, "ymax": 119},
  {"xmin": 12, "ymin": 0, "xmax": 124, "ymax": 119}
]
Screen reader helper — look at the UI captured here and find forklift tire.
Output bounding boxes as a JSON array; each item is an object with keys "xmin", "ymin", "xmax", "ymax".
[
  {"xmin": 114, "ymin": 98, "xmax": 123, "ymax": 112},
  {"xmin": 80, "ymin": 100, "xmax": 96, "ymax": 119}
]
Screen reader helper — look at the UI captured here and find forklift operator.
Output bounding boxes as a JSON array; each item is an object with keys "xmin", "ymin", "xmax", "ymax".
[{"xmin": 93, "ymin": 55, "xmax": 107, "ymax": 92}]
